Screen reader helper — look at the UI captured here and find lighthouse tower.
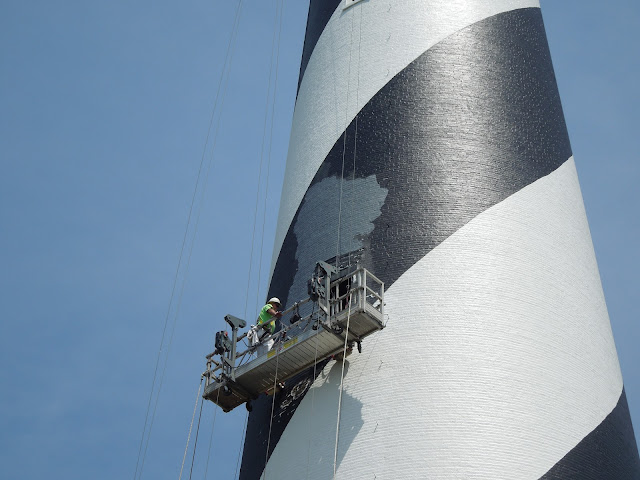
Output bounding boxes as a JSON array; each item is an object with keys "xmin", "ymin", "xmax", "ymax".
[{"xmin": 239, "ymin": 1, "xmax": 640, "ymax": 478}]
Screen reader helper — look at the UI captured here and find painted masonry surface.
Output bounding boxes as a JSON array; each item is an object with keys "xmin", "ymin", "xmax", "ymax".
[{"xmin": 239, "ymin": 2, "xmax": 640, "ymax": 479}]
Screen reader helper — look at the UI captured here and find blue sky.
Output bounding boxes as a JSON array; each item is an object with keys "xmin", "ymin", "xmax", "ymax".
[{"xmin": 0, "ymin": 1, "xmax": 638, "ymax": 479}]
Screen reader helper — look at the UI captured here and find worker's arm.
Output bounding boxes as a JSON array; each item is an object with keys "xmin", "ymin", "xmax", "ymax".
[{"xmin": 267, "ymin": 308, "xmax": 283, "ymax": 318}]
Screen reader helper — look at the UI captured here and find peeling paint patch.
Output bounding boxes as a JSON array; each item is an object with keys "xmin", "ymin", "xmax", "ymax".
[{"xmin": 285, "ymin": 174, "xmax": 388, "ymax": 310}]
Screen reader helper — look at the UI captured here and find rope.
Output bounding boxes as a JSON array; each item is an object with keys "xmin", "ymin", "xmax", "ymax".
[
  {"xmin": 202, "ymin": 389, "xmax": 221, "ymax": 480},
  {"xmin": 333, "ymin": 298, "xmax": 353, "ymax": 479},
  {"xmin": 255, "ymin": 0, "xmax": 285, "ymax": 313},
  {"xmin": 140, "ymin": 2, "xmax": 246, "ymax": 468},
  {"xmin": 305, "ymin": 306, "xmax": 320, "ymax": 480},
  {"xmin": 229, "ymin": 5, "xmax": 285, "ymax": 478},
  {"xmin": 262, "ymin": 342, "xmax": 282, "ymax": 480},
  {"xmin": 246, "ymin": 0, "xmax": 284, "ymax": 318},
  {"xmin": 240, "ymin": 4, "xmax": 285, "ymax": 475},
  {"xmin": 348, "ymin": 5, "xmax": 364, "ymax": 267},
  {"xmin": 202, "ymin": 3, "xmax": 284, "ymax": 478},
  {"xmin": 133, "ymin": 3, "xmax": 245, "ymax": 479},
  {"xmin": 187, "ymin": 394, "xmax": 205, "ymax": 480},
  {"xmin": 335, "ymin": 8, "xmax": 358, "ymax": 270},
  {"xmin": 206, "ymin": 0, "xmax": 245, "ymax": 333},
  {"xmin": 233, "ymin": 411, "xmax": 250, "ymax": 480},
  {"xmin": 178, "ymin": 380, "xmax": 203, "ymax": 480},
  {"xmin": 312, "ymin": 6, "xmax": 364, "ymax": 477}
]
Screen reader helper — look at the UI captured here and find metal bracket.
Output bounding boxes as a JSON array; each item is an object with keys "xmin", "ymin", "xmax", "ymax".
[
  {"xmin": 316, "ymin": 260, "xmax": 338, "ymax": 280},
  {"xmin": 224, "ymin": 314, "xmax": 246, "ymax": 330},
  {"xmin": 223, "ymin": 314, "xmax": 246, "ymax": 381}
]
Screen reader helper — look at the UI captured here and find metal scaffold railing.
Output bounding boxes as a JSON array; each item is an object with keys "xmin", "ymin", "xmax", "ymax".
[{"xmin": 201, "ymin": 261, "xmax": 385, "ymax": 412}]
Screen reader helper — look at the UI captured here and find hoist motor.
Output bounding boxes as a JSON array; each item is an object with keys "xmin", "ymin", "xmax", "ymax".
[
  {"xmin": 215, "ymin": 331, "xmax": 232, "ymax": 355},
  {"xmin": 307, "ymin": 260, "xmax": 338, "ymax": 303}
]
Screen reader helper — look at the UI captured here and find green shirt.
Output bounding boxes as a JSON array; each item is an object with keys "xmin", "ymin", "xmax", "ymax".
[{"xmin": 258, "ymin": 303, "xmax": 276, "ymax": 333}]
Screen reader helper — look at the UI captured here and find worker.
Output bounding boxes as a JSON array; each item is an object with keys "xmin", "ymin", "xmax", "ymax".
[
  {"xmin": 258, "ymin": 297, "xmax": 283, "ymax": 333},
  {"xmin": 249, "ymin": 297, "xmax": 283, "ymax": 356}
]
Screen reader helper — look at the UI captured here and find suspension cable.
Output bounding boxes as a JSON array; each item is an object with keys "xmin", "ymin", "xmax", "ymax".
[
  {"xmin": 187, "ymin": 394, "xmax": 205, "ymax": 480},
  {"xmin": 333, "ymin": 298, "xmax": 353, "ymax": 479},
  {"xmin": 233, "ymin": 411, "xmax": 250, "ymax": 480},
  {"xmin": 236, "ymin": 3, "xmax": 285, "ymax": 477},
  {"xmin": 202, "ymin": 1, "xmax": 284, "ymax": 478},
  {"xmin": 202, "ymin": 389, "xmax": 221, "ymax": 480},
  {"xmin": 301, "ymin": 3, "xmax": 365, "ymax": 478},
  {"xmin": 133, "ymin": 3, "xmax": 244, "ymax": 479},
  {"xmin": 348, "ymin": 4, "xmax": 364, "ymax": 267},
  {"xmin": 305, "ymin": 305, "xmax": 320, "ymax": 480},
  {"xmin": 178, "ymin": 380, "xmax": 204, "ymax": 480},
  {"xmin": 332, "ymin": 6, "xmax": 363, "ymax": 478},
  {"xmin": 255, "ymin": 0, "xmax": 285, "ymax": 312},
  {"xmin": 335, "ymin": 7, "xmax": 358, "ymax": 270},
  {"xmin": 246, "ymin": 0, "xmax": 284, "ymax": 318},
  {"xmin": 262, "ymin": 341, "xmax": 282, "ymax": 480},
  {"xmin": 141, "ymin": 0, "xmax": 245, "ymax": 471}
]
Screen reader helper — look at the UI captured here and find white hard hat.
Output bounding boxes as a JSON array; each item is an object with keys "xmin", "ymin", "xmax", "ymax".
[{"xmin": 268, "ymin": 297, "xmax": 281, "ymax": 305}]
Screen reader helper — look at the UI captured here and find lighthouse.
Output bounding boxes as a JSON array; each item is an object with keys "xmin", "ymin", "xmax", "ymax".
[{"xmin": 238, "ymin": 1, "xmax": 640, "ymax": 478}]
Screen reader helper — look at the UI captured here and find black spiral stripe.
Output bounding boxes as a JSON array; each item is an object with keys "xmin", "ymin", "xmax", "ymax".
[{"xmin": 239, "ymin": 7, "xmax": 639, "ymax": 479}]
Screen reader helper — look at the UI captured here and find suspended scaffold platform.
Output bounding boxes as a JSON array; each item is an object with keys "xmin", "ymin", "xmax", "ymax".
[{"xmin": 202, "ymin": 262, "xmax": 385, "ymax": 412}]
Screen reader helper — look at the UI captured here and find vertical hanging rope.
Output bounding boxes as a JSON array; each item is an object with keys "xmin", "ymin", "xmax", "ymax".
[
  {"xmin": 335, "ymin": 5, "xmax": 358, "ymax": 269},
  {"xmin": 203, "ymin": 2, "xmax": 284, "ymax": 479},
  {"xmin": 256, "ymin": 0, "xmax": 285, "ymax": 312},
  {"xmin": 348, "ymin": 4, "xmax": 364, "ymax": 267},
  {"xmin": 333, "ymin": 298, "xmax": 353, "ymax": 480},
  {"xmin": 262, "ymin": 344, "xmax": 282, "ymax": 480},
  {"xmin": 305, "ymin": 305, "xmax": 321, "ymax": 480},
  {"xmin": 178, "ymin": 380, "xmax": 204, "ymax": 480},
  {"xmin": 233, "ymin": 411, "xmax": 250, "ymax": 480},
  {"xmin": 248, "ymin": 0, "xmax": 284, "ymax": 317},
  {"xmin": 202, "ymin": 389, "xmax": 221, "ymax": 480},
  {"xmin": 133, "ymin": 3, "xmax": 245, "ymax": 479},
  {"xmin": 204, "ymin": 3, "xmax": 281, "ymax": 474},
  {"xmin": 187, "ymin": 395, "xmax": 205, "ymax": 480}
]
